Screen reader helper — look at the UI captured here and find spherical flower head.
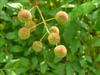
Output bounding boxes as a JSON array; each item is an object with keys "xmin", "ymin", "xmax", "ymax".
[
  {"xmin": 25, "ymin": 20, "xmax": 36, "ymax": 32},
  {"xmin": 18, "ymin": 27, "xmax": 30, "ymax": 40},
  {"xmin": 48, "ymin": 33, "xmax": 60, "ymax": 45},
  {"xmin": 18, "ymin": 9, "xmax": 32, "ymax": 22},
  {"xmin": 49, "ymin": 26, "xmax": 59, "ymax": 34},
  {"xmin": 54, "ymin": 45, "xmax": 67, "ymax": 58},
  {"xmin": 32, "ymin": 41, "xmax": 43, "ymax": 52},
  {"xmin": 55, "ymin": 11, "xmax": 68, "ymax": 24}
]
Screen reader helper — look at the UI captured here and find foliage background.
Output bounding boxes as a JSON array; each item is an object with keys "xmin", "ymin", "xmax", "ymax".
[{"xmin": 0, "ymin": 0, "xmax": 100, "ymax": 75}]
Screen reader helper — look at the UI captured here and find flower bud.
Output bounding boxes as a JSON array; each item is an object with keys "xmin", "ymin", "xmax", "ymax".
[
  {"xmin": 49, "ymin": 26, "xmax": 59, "ymax": 34},
  {"xmin": 48, "ymin": 33, "xmax": 60, "ymax": 45},
  {"xmin": 32, "ymin": 41, "xmax": 43, "ymax": 52},
  {"xmin": 18, "ymin": 9, "xmax": 32, "ymax": 22},
  {"xmin": 18, "ymin": 27, "xmax": 30, "ymax": 40},
  {"xmin": 55, "ymin": 11, "xmax": 68, "ymax": 24},
  {"xmin": 25, "ymin": 20, "xmax": 36, "ymax": 32},
  {"xmin": 54, "ymin": 45, "xmax": 67, "ymax": 58}
]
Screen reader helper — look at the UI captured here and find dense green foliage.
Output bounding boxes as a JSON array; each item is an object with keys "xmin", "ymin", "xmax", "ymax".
[{"xmin": 0, "ymin": 0, "xmax": 100, "ymax": 75}]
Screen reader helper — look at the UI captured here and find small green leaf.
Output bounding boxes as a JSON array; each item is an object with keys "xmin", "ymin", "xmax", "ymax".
[
  {"xmin": 31, "ymin": 57, "xmax": 38, "ymax": 70},
  {"xmin": 53, "ymin": 63, "xmax": 65, "ymax": 75},
  {"xmin": 70, "ymin": 2, "xmax": 95, "ymax": 20},
  {"xmin": 85, "ymin": 55, "xmax": 92, "ymax": 63},
  {"xmin": 0, "ymin": 70, "xmax": 5, "ymax": 75},
  {"xmin": 0, "ymin": 0, "xmax": 7, "ymax": 10},
  {"xmin": 6, "ymin": 32, "xmax": 17, "ymax": 40},
  {"xmin": 40, "ymin": 61, "xmax": 48, "ymax": 74},
  {"xmin": 92, "ymin": 38, "xmax": 100, "ymax": 47},
  {"xmin": 0, "ymin": 38, "xmax": 6, "ymax": 47},
  {"xmin": 80, "ymin": 59, "xmax": 87, "ymax": 68},
  {"xmin": 96, "ymin": 69, "xmax": 100, "ymax": 75},
  {"xmin": 70, "ymin": 38, "xmax": 81, "ymax": 54},
  {"xmin": 4, "ymin": 59, "xmax": 20, "ymax": 69},
  {"xmin": 66, "ymin": 63, "xmax": 73, "ymax": 75},
  {"xmin": 10, "ymin": 45, "xmax": 24, "ymax": 53},
  {"xmin": 0, "ymin": 11, "xmax": 11, "ymax": 21},
  {"xmin": 0, "ymin": 51, "xmax": 5, "ymax": 63},
  {"xmin": 92, "ymin": 0, "xmax": 100, "ymax": 3},
  {"xmin": 63, "ymin": 25, "xmax": 75, "ymax": 45},
  {"xmin": 95, "ymin": 54, "xmax": 100, "ymax": 62},
  {"xmin": 6, "ymin": 70, "xmax": 16, "ymax": 75}
]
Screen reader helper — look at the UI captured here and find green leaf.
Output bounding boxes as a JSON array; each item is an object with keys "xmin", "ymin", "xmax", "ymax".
[
  {"xmin": 79, "ymin": 70, "xmax": 85, "ymax": 75},
  {"xmin": 95, "ymin": 9, "xmax": 100, "ymax": 31},
  {"xmin": 0, "ymin": 38, "xmax": 6, "ymax": 47},
  {"xmin": 95, "ymin": 54, "xmax": 100, "ymax": 62},
  {"xmin": 70, "ymin": 2, "xmax": 95, "ymax": 20},
  {"xmin": 14, "ymin": 58, "xmax": 30, "ymax": 74},
  {"xmin": 72, "ymin": 60, "xmax": 82, "ymax": 73},
  {"xmin": 6, "ymin": 32, "xmax": 17, "ymax": 40},
  {"xmin": 88, "ymin": 66, "xmax": 96, "ymax": 74},
  {"xmin": 0, "ymin": 51, "xmax": 5, "ymax": 63},
  {"xmin": 92, "ymin": 38, "xmax": 100, "ymax": 47},
  {"xmin": 53, "ymin": 63, "xmax": 65, "ymax": 75},
  {"xmin": 92, "ymin": 0, "xmax": 100, "ymax": 3},
  {"xmin": 63, "ymin": 25, "xmax": 75, "ymax": 45},
  {"xmin": 0, "ymin": 70, "xmax": 5, "ymax": 75},
  {"xmin": 81, "ymin": 2, "xmax": 94, "ymax": 14},
  {"xmin": 0, "ymin": 11, "xmax": 11, "ymax": 21},
  {"xmin": 85, "ymin": 55, "xmax": 92, "ymax": 63},
  {"xmin": 24, "ymin": 47, "xmax": 32, "ymax": 56},
  {"xmin": 10, "ymin": 45, "xmax": 24, "ymax": 53},
  {"xmin": 80, "ymin": 59, "xmax": 88, "ymax": 68},
  {"xmin": 5, "ymin": 59, "xmax": 20, "ymax": 68},
  {"xmin": 96, "ymin": 69, "xmax": 100, "ymax": 75},
  {"xmin": 0, "ymin": 0, "xmax": 7, "ymax": 10},
  {"xmin": 40, "ymin": 61, "xmax": 48, "ymax": 74},
  {"xmin": 6, "ymin": 70, "xmax": 16, "ymax": 75},
  {"xmin": 17, "ymin": 57, "xmax": 30, "ymax": 67},
  {"xmin": 70, "ymin": 38, "xmax": 81, "ymax": 54},
  {"xmin": 53, "ymin": 57, "xmax": 62, "ymax": 63},
  {"xmin": 66, "ymin": 63, "xmax": 73, "ymax": 75},
  {"xmin": 31, "ymin": 56, "xmax": 38, "ymax": 70}
]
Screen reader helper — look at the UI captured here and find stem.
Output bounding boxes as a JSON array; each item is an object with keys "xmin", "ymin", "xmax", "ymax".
[
  {"xmin": 29, "ymin": 7, "xmax": 35, "ymax": 12},
  {"xmin": 37, "ymin": 18, "xmax": 55, "ymax": 26},
  {"xmin": 36, "ymin": 6, "xmax": 50, "ymax": 34},
  {"xmin": 40, "ymin": 32, "xmax": 47, "ymax": 41}
]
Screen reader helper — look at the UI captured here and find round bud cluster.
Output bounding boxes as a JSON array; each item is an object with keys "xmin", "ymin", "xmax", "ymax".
[
  {"xmin": 54, "ymin": 45, "xmax": 67, "ymax": 58},
  {"xmin": 18, "ymin": 27, "xmax": 30, "ymax": 40},
  {"xmin": 25, "ymin": 20, "xmax": 36, "ymax": 32},
  {"xmin": 49, "ymin": 26, "xmax": 59, "ymax": 34},
  {"xmin": 48, "ymin": 33, "xmax": 60, "ymax": 45},
  {"xmin": 17, "ymin": 9, "xmax": 37, "ymax": 40},
  {"xmin": 18, "ymin": 9, "xmax": 32, "ymax": 22},
  {"xmin": 17, "ymin": 8, "xmax": 68, "ymax": 58},
  {"xmin": 48, "ymin": 26, "xmax": 60, "ymax": 45},
  {"xmin": 55, "ymin": 11, "xmax": 68, "ymax": 24},
  {"xmin": 32, "ymin": 41, "xmax": 43, "ymax": 52}
]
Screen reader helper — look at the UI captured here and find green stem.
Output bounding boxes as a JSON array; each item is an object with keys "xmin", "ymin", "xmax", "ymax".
[
  {"xmin": 37, "ymin": 18, "xmax": 55, "ymax": 26},
  {"xmin": 36, "ymin": 6, "xmax": 50, "ymax": 34},
  {"xmin": 40, "ymin": 32, "xmax": 47, "ymax": 41},
  {"xmin": 29, "ymin": 7, "xmax": 35, "ymax": 12}
]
